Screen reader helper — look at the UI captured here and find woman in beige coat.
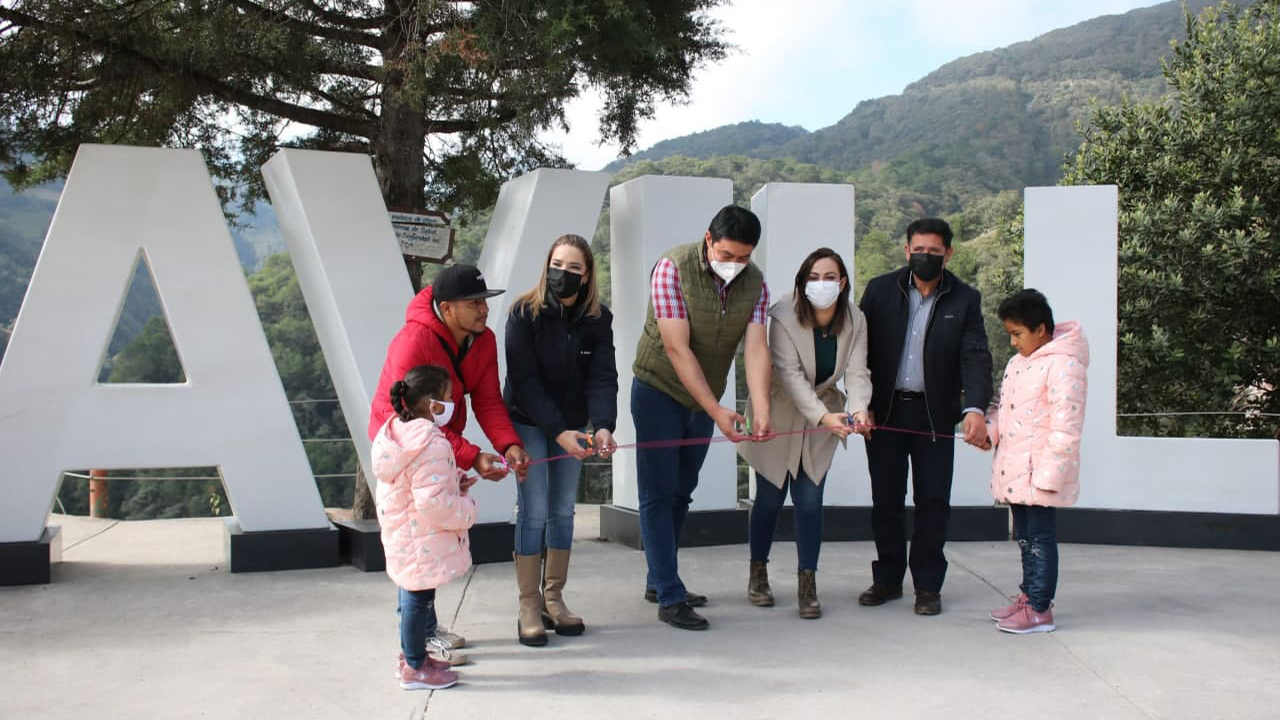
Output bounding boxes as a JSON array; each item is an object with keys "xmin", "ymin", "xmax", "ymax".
[{"xmin": 738, "ymin": 248, "xmax": 872, "ymax": 618}]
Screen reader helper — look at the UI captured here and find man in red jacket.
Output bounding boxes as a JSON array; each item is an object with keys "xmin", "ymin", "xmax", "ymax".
[{"xmin": 370, "ymin": 264, "xmax": 531, "ymax": 481}]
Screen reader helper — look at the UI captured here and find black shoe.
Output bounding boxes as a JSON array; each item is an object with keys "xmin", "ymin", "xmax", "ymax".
[
  {"xmin": 644, "ymin": 588, "xmax": 708, "ymax": 607},
  {"xmin": 914, "ymin": 591, "xmax": 942, "ymax": 616},
  {"xmin": 658, "ymin": 602, "xmax": 709, "ymax": 631},
  {"xmin": 857, "ymin": 582, "xmax": 904, "ymax": 606}
]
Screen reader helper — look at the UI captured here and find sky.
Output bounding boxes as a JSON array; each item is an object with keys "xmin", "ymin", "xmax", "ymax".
[{"xmin": 544, "ymin": 0, "xmax": 1167, "ymax": 170}]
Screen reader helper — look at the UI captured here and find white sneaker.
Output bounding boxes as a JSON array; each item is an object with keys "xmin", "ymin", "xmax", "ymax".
[
  {"xmin": 427, "ymin": 636, "xmax": 469, "ymax": 666},
  {"xmin": 434, "ymin": 625, "xmax": 466, "ymax": 648}
]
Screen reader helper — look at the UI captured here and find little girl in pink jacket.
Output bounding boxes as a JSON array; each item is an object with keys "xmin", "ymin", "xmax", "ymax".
[
  {"xmin": 373, "ymin": 364, "xmax": 477, "ymax": 690},
  {"xmin": 984, "ymin": 289, "xmax": 1089, "ymax": 634}
]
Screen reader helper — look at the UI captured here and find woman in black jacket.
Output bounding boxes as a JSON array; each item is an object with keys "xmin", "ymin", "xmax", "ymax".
[{"xmin": 504, "ymin": 233, "xmax": 618, "ymax": 646}]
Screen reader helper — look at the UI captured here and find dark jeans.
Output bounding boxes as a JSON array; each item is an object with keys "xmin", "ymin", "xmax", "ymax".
[
  {"xmin": 750, "ymin": 469, "xmax": 826, "ymax": 572},
  {"xmin": 632, "ymin": 378, "xmax": 714, "ymax": 607},
  {"xmin": 1011, "ymin": 504, "xmax": 1058, "ymax": 612},
  {"xmin": 398, "ymin": 587, "xmax": 437, "ymax": 670},
  {"xmin": 864, "ymin": 394, "xmax": 955, "ymax": 592}
]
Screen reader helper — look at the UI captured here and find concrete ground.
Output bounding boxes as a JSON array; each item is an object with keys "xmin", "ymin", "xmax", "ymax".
[{"xmin": 2, "ymin": 508, "xmax": 1278, "ymax": 720}]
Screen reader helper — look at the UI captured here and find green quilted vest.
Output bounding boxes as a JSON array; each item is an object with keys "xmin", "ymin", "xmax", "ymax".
[{"xmin": 633, "ymin": 242, "xmax": 764, "ymax": 411}]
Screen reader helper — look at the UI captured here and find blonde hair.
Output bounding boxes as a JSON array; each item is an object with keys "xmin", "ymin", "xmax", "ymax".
[{"xmin": 511, "ymin": 234, "xmax": 602, "ymax": 318}]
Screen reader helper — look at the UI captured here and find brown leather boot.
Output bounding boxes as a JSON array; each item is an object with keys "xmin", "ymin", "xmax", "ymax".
[
  {"xmin": 515, "ymin": 553, "xmax": 547, "ymax": 646},
  {"xmin": 542, "ymin": 548, "xmax": 585, "ymax": 635},
  {"xmin": 748, "ymin": 560, "xmax": 774, "ymax": 607},
  {"xmin": 798, "ymin": 569, "xmax": 822, "ymax": 619}
]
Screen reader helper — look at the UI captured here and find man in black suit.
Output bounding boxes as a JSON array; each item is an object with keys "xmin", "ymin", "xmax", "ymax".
[{"xmin": 857, "ymin": 218, "xmax": 993, "ymax": 616}]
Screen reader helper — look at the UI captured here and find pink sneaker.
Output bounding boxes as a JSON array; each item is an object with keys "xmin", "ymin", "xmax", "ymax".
[
  {"xmin": 399, "ymin": 656, "xmax": 459, "ymax": 690},
  {"xmin": 996, "ymin": 605, "xmax": 1056, "ymax": 634},
  {"xmin": 989, "ymin": 593, "xmax": 1029, "ymax": 621}
]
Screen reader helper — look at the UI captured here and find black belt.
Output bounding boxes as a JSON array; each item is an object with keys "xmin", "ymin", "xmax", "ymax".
[{"xmin": 894, "ymin": 390, "xmax": 925, "ymax": 399}]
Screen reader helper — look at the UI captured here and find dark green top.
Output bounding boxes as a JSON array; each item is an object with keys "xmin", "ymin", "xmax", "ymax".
[
  {"xmin": 813, "ymin": 325, "xmax": 838, "ymax": 385},
  {"xmin": 633, "ymin": 242, "xmax": 764, "ymax": 410}
]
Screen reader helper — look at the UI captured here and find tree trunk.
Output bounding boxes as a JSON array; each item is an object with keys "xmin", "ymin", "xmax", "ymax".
[
  {"xmin": 352, "ymin": 7, "xmax": 429, "ymax": 520},
  {"xmin": 352, "ymin": 465, "xmax": 376, "ymax": 519}
]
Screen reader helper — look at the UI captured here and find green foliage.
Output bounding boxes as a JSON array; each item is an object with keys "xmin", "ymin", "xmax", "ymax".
[
  {"xmin": 249, "ymin": 254, "xmax": 358, "ymax": 506},
  {"xmin": 105, "ymin": 316, "xmax": 184, "ymax": 384},
  {"xmin": 953, "ymin": 210, "xmax": 1026, "ymax": 389},
  {"xmin": 0, "ymin": 0, "xmax": 728, "ymax": 214},
  {"xmin": 1064, "ymin": 0, "xmax": 1279, "ymax": 438}
]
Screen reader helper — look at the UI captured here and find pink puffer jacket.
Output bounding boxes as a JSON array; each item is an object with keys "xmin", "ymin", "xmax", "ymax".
[
  {"xmin": 987, "ymin": 321, "xmax": 1089, "ymax": 508},
  {"xmin": 372, "ymin": 416, "xmax": 476, "ymax": 591}
]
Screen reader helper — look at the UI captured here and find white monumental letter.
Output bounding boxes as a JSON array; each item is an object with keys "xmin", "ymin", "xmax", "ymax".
[
  {"xmin": 610, "ymin": 175, "xmax": 737, "ymax": 511},
  {"xmin": 0, "ymin": 145, "xmax": 329, "ymax": 546},
  {"xmin": 261, "ymin": 149, "xmax": 415, "ymax": 486},
  {"xmin": 1024, "ymin": 185, "xmax": 1278, "ymax": 514},
  {"xmin": 471, "ymin": 169, "xmax": 610, "ymax": 523},
  {"xmin": 749, "ymin": 182, "xmax": 873, "ymax": 505}
]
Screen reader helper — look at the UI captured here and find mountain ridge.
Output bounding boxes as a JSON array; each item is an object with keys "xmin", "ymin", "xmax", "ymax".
[{"xmin": 607, "ymin": 0, "xmax": 1220, "ymax": 189}]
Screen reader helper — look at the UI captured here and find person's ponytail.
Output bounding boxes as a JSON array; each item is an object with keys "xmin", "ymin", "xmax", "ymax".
[{"xmin": 389, "ymin": 380, "xmax": 413, "ymax": 422}]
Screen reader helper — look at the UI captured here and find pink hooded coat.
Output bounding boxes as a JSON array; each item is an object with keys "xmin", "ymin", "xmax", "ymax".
[
  {"xmin": 372, "ymin": 416, "xmax": 477, "ymax": 591},
  {"xmin": 987, "ymin": 321, "xmax": 1089, "ymax": 508}
]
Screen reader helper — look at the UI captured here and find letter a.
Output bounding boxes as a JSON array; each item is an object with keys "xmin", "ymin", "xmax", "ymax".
[{"xmin": 0, "ymin": 145, "xmax": 329, "ymax": 553}]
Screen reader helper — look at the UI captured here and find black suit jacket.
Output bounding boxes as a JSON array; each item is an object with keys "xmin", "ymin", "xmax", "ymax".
[{"xmin": 858, "ymin": 266, "xmax": 993, "ymax": 431}]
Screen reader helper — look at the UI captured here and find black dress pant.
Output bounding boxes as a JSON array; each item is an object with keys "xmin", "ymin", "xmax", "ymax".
[{"xmin": 864, "ymin": 393, "xmax": 955, "ymax": 592}]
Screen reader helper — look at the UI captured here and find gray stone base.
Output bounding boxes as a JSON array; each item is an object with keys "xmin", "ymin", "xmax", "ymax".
[
  {"xmin": 600, "ymin": 505, "xmax": 749, "ymax": 549},
  {"xmin": 749, "ymin": 504, "xmax": 1010, "ymax": 542},
  {"xmin": 469, "ymin": 521, "xmax": 515, "ymax": 564},
  {"xmin": 599, "ymin": 504, "xmax": 1011, "ymax": 550},
  {"xmin": 334, "ymin": 518, "xmax": 384, "ymax": 572},
  {"xmin": 0, "ymin": 526, "xmax": 62, "ymax": 586},
  {"xmin": 335, "ymin": 519, "xmax": 514, "ymax": 570},
  {"xmin": 1056, "ymin": 508, "xmax": 1280, "ymax": 550},
  {"xmin": 222, "ymin": 519, "xmax": 339, "ymax": 573}
]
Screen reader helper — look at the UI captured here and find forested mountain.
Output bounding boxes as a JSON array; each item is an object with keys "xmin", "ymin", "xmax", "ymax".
[
  {"xmin": 0, "ymin": 177, "xmax": 281, "ymax": 368},
  {"xmin": 611, "ymin": 0, "xmax": 1220, "ymax": 193},
  {"xmin": 603, "ymin": 121, "xmax": 809, "ymax": 172}
]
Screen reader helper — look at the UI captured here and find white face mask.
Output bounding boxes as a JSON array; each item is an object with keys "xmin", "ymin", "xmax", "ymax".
[
  {"xmin": 431, "ymin": 400, "xmax": 455, "ymax": 426},
  {"xmin": 804, "ymin": 280, "xmax": 842, "ymax": 310},
  {"xmin": 710, "ymin": 260, "xmax": 746, "ymax": 283}
]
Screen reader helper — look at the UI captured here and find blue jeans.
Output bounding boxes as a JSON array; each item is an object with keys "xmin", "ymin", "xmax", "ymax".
[
  {"xmin": 398, "ymin": 587, "xmax": 437, "ymax": 670},
  {"xmin": 632, "ymin": 378, "xmax": 714, "ymax": 607},
  {"xmin": 513, "ymin": 422, "xmax": 583, "ymax": 554},
  {"xmin": 1011, "ymin": 504, "xmax": 1058, "ymax": 612},
  {"xmin": 750, "ymin": 469, "xmax": 827, "ymax": 572}
]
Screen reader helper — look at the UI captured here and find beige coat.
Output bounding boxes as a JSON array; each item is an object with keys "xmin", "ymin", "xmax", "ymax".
[{"xmin": 738, "ymin": 297, "xmax": 872, "ymax": 487}]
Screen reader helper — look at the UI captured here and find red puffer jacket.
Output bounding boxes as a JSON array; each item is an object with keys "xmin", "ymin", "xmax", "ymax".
[{"xmin": 368, "ymin": 286, "xmax": 522, "ymax": 470}]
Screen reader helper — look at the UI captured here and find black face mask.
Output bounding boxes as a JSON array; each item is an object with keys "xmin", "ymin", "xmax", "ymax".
[
  {"xmin": 546, "ymin": 267, "xmax": 583, "ymax": 299},
  {"xmin": 909, "ymin": 253, "xmax": 944, "ymax": 282}
]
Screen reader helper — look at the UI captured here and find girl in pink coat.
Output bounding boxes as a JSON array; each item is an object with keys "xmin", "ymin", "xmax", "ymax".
[
  {"xmin": 984, "ymin": 289, "xmax": 1088, "ymax": 634},
  {"xmin": 373, "ymin": 364, "xmax": 478, "ymax": 690}
]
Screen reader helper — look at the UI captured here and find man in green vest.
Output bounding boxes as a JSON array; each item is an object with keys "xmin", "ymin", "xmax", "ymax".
[{"xmin": 632, "ymin": 204, "xmax": 774, "ymax": 631}]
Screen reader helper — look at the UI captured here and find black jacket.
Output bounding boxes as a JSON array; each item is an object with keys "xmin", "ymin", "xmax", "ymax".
[
  {"xmin": 503, "ymin": 293, "xmax": 619, "ymax": 439},
  {"xmin": 858, "ymin": 266, "xmax": 993, "ymax": 432}
]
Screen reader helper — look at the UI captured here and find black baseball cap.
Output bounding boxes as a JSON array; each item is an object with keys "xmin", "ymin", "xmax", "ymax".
[{"xmin": 433, "ymin": 264, "xmax": 505, "ymax": 302}]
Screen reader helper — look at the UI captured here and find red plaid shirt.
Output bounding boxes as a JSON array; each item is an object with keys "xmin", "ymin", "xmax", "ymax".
[{"xmin": 651, "ymin": 257, "xmax": 770, "ymax": 324}]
